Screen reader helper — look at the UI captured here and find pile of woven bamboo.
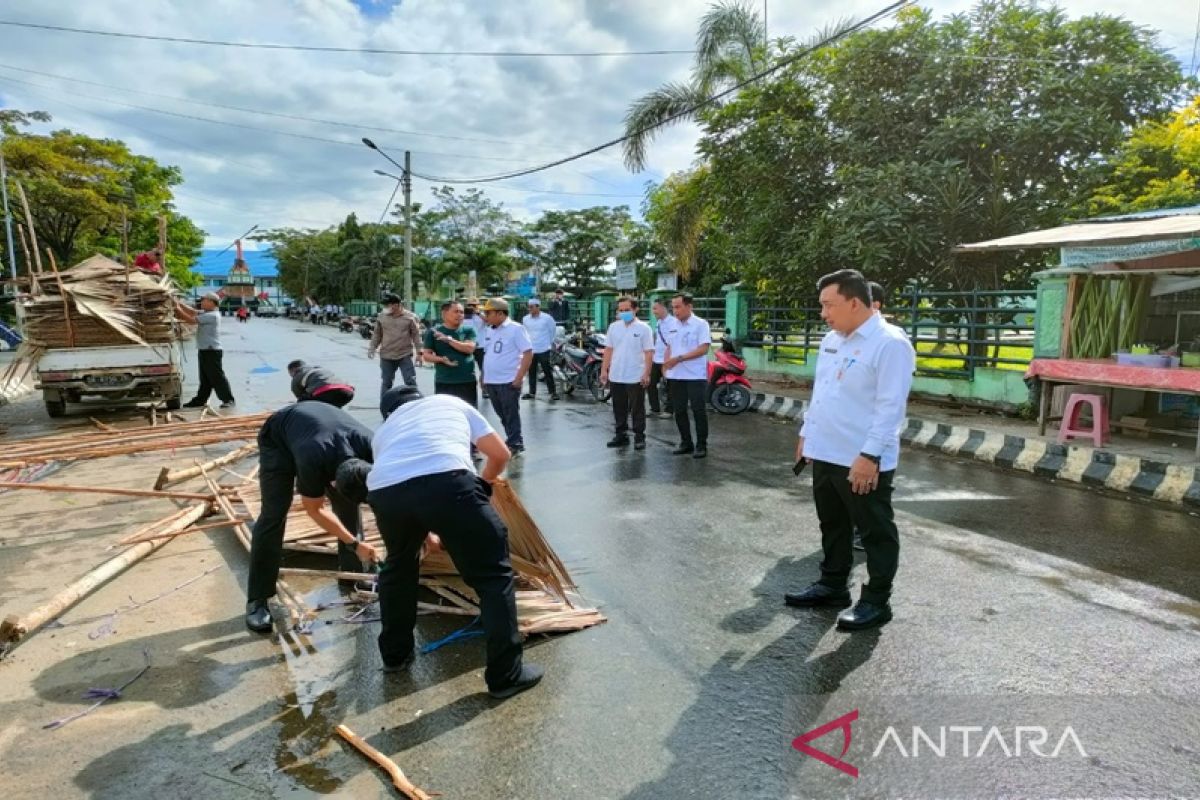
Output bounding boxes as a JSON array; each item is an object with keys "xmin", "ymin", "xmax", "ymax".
[
  {"xmin": 0, "ymin": 412, "xmax": 270, "ymax": 469},
  {"xmin": 19, "ymin": 254, "xmax": 178, "ymax": 349}
]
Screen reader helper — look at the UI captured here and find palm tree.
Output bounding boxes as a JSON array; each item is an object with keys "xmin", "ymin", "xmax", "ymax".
[
  {"xmin": 339, "ymin": 231, "xmax": 401, "ymax": 300},
  {"xmin": 621, "ymin": 1, "xmax": 767, "ymax": 172}
]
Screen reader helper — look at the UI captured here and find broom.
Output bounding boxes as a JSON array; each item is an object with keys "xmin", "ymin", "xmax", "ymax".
[{"xmin": 489, "ymin": 478, "xmax": 576, "ymax": 603}]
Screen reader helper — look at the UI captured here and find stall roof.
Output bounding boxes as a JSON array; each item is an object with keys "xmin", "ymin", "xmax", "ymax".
[{"xmin": 955, "ymin": 214, "xmax": 1200, "ymax": 252}]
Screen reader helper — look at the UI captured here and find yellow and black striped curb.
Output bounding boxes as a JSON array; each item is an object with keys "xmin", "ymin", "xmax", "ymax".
[{"xmin": 746, "ymin": 391, "xmax": 1200, "ymax": 509}]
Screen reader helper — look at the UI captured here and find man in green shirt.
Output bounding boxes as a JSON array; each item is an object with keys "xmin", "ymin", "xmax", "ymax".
[{"xmin": 421, "ymin": 299, "xmax": 478, "ymax": 406}]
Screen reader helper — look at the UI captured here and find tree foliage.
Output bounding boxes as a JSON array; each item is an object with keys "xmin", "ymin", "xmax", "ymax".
[
  {"xmin": 526, "ymin": 206, "xmax": 633, "ymax": 294},
  {"xmin": 1090, "ymin": 97, "xmax": 1200, "ymax": 215}
]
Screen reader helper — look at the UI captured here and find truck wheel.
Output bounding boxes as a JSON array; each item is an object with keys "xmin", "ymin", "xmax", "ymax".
[
  {"xmin": 164, "ymin": 395, "xmax": 182, "ymax": 411},
  {"xmin": 45, "ymin": 397, "xmax": 66, "ymax": 418}
]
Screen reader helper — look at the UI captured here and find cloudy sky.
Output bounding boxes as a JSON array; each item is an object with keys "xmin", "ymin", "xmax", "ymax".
[{"xmin": 0, "ymin": 0, "xmax": 1194, "ymax": 248}]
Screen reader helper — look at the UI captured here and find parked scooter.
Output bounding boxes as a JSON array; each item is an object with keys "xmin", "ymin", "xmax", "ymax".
[
  {"xmin": 339, "ymin": 316, "xmax": 356, "ymax": 334},
  {"xmin": 357, "ymin": 318, "xmax": 375, "ymax": 339},
  {"xmin": 707, "ymin": 336, "xmax": 753, "ymax": 414},
  {"xmin": 550, "ymin": 323, "xmax": 610, "ymax": 402}
]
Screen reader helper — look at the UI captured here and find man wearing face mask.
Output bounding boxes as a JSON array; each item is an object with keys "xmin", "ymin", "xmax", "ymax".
[{"xmin": 601, "ymin": 297, "xmax": 654, "ymax": 450}]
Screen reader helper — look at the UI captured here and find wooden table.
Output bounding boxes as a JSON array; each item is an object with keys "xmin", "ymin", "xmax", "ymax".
[{"xmin": 1027, "ymin": 358, "xmax": 1200, "ymax": 456}]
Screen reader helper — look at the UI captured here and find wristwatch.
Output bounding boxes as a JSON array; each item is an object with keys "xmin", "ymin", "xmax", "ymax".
[{"xmin": 859, "ymin": 452, "xmax": 881, "ymax": 465}]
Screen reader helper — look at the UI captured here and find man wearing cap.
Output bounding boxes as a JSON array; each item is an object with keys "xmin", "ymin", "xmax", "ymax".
[
  {"xmin": 480, "ymin": 298, "xmax": 533, "ymax": 455},
  {"xmin": 368, "ymin": 293, "xmax": 421, "ymax": 395},
  {"xmin": 520, "ymin": 297, "xmax": 559, "ymax": 401},
  {"xmin": 244, "ymin": 401, "xmax": 378, "ymax": 633},
  {"xmin": 601, "ymin": 296, "xmax": 654, "ymax": 450},
  {"xmin": 287, "ymin": 360, "xmax": 355, "ymax": 408},
  {"xmin": 175, "ymin": 293, "xmax": 236, "ymax": 409},
  {"xmin": 421, "ymin": 300, "xmax": 478, "ymax": 406},
  {"xmin": 336, "ymin": 386, "xmax": 541, "ymax": 698}
]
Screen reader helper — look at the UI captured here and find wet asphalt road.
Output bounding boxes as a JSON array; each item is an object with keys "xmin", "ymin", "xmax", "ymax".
[{"xmin": 3, "ymin": 316, "xmax": 1199, "ymax": 798}]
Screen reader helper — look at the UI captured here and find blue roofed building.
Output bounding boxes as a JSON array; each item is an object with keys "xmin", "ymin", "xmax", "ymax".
[{"xmin": 188, "ymin": 243, "xmax": 293, "ymax": 307}]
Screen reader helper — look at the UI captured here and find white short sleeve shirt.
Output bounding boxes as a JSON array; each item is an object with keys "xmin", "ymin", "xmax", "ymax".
[
  {"xmin": 663, "ymin": 314, "xmax": 712, "ymax": 380},
  {"xmin": 605, "ymin": 319, "xmax": 654, "ymax": 384},
  {"xmin": 481, "ymin": 318, "xmax": 533, "ymax": 384},
  {"xmin": 367, "ymin": 395, "xmax": 495, "ymax": 490}
]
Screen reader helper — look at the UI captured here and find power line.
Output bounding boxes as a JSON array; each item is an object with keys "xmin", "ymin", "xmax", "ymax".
[
  {"xmin": 411, "ymin": 0, "xmax": 912, "ymax": 184},
  {"xmin": 0, "ymin": 19, "xmax": 694, "ymax": 58}
]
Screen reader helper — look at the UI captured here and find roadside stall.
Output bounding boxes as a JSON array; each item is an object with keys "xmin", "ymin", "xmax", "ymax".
[{"xmin": 957, "ymin": 208, "xmax": 1200, "ymax": 455}]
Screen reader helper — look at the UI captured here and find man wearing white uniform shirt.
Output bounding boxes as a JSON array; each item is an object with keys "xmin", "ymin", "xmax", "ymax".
[
  {"xmin": 521, "ymin": 297, "xmax": 559, "ymax": 401},
  {"xmin": 785, "ymin": 269, "xmax": 915, "ymax": 631},
  {"xmin": 648, "ymin": 299, "xmax": 673, "ymax": 416},
  {"xmin": 340, "ymin": 386, "xmax": 543, "ymax": 699},
  {"xmin": 601, "ymin": 296, "xmax": 655, "ymax": 450},
  {"xmin": 480, "ymin": 298, "xmax": 534, "ymax": 454},
  {"xmin": 663, "ymin": 293, "xmax": 713, "ymax": 459}
]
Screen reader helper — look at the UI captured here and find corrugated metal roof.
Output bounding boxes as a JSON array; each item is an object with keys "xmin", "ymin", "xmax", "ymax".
[
  {"xmin": 190, "ymin": 248, "xmax": 279, "ymax": 277},
  {"xmin": 955, "ymin": 215, "xmax": 1200, "ymax": 252}
]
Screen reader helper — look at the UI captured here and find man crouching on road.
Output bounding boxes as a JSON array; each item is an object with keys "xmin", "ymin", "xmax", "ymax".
[
  {"xmin": 244, "ymin": 401, "xmax": 378, "ymax": 632},
  {"xmin": 336, "ymin": 385, "xmax": 543, "ymax": 699},
  {"xmin": 785, "ymin": 268, "xmax": 915, "ymax": 631}
]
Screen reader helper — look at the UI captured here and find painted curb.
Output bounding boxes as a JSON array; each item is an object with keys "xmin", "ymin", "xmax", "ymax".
[{"xmin": 745, "ymin": 391, "xmax": 1200, "ymax": 509}]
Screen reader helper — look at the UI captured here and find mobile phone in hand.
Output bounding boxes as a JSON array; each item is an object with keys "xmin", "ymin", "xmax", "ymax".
[{"xmin": 792, "ymin": 459, "xmax": 807, "ymax": 476}]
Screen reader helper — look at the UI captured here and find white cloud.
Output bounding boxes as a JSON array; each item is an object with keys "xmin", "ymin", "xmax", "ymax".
[{"xmin": 0, "ymin": 0, "xmax": 1191, "ymax": 247}]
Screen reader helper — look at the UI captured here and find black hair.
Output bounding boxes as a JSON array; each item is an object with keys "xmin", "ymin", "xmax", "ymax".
[
  {"xmin": 616, "ymin": 296, "xmax": 638, "ymax": 309},
  {"xmin": 441, "ymin": 300, "xmax": 462, "ymax": 312},
  {"xmin": 867, "ymin": 281, "xmax": 885, "ymax": 308},
  {"xmin": 817, "ymin": 269, "xmax": 871, "ymax": 306},
  {"xmin": 673, "ymin": 292, "xmax": 694, "ymax": 306},
  {"xmin": 383, "ymin": 292, "xmax": 401, "ymax": 305},
  {"xmin": 380, "ymin": 385, "xmax": 424, "ymax": 419},
  {"xmin": 334, "ymin": 459, "xmax": 372, "ymax": 505},
  {"xmin": 286, "ymin": 359, "xmax": 304, "ymax": 373}
]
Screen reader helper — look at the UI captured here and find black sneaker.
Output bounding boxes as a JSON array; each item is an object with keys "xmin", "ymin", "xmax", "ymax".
[
  {"xmin": 671, "ymin": 444, "xmax": 694, "ymax": 455},
  {"xmin": 182, "ymin": 399, "xmax": 206, "ymax": 408},
  {"xmin": 606, "ymin": 436, "xmax": 630, "ymax": 448},
  {"xmin": 220, "ymin": 400, "xmax": 236, "ymax": 409},
  {"xmin": 381, "ymin": 651, "xmax": 415, "ymax": 673},
  {"xmin": 245, "ymin": 600, "xmax": 272, "ymax": 633},
  {"xmin": 634, "ymin": 439, "xmax": 646, "ymax": 451},
  {"xmin": 692, "ymin": 445, "xmax": 707, "ymax": 459},
  {"xmin": 521, "ymin": 393, "xmax": 535, "ymax": 400},
  {"xmin": 550, "ymin": 394, "xmax": 561, "ymax": 401},
  {"xmin": 488, "ymin": 664, "xmax": 544, "ymax": 699}
]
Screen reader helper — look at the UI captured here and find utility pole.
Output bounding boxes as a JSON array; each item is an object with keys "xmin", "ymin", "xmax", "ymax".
[
  {"xmin": 402, "ymin": 150, "xmax": 413, "ymax": 305},
  {"xmin": 0, "ymin": 132, "xmax": 17, "ymax": 281}
]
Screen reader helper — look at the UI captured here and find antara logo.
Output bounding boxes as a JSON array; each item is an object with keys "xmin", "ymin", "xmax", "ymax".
[{"xmin": 793, "ymin": 710, "xmax": 1089, "ymax": 778}]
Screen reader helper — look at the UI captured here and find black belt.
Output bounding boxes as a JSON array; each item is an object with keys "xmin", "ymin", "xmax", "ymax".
[{"xmin": 395, "ymin": 469, "xmax": 470, "ymax": 488}]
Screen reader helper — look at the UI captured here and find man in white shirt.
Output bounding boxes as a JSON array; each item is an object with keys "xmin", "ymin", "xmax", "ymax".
[
  {"xmin": 340, "ymin": 385, "xmax": 542, "ymax": 699},
  {"xmin": 520, "ymin": 297, "xmax": 559, "ymax": 401},
  {"xmin": 648, "ymin": 299, "xmax": 674, "ymax": 416},
  {"xmin": 601, "ymin": 296, "xmax": 655, "ymax": 450},
  {"xmin": 663, "ymin": 293, "xmax": 713, "ymax": 459},
  {"xmin": 481, "ymin": 298, "xmax": 534, "ymax": 454},
  {"xmin": 785, "ymin": 269, "xmax": 916, "ymax": 631},
  {"xmin": 463, "ymin": 299, "xmax": 488, "ymax": 398}
]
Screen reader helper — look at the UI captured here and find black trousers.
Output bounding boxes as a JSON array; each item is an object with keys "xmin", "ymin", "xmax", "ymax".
[
  {"xmin": 669, "ymin": 379, "xmax": 708, "ymax": 447},
  {"xmin": 527, "ymin": 351, "xmax": 556, "ymax": 395},
  {"xmin": 811, "ymin": 459, "xmax": 900, "ymax": 604},
  {"xmin": 302, "ymin": 387, "xmax": 354, "ymax": 408},
  {"xmin": 246, "ymin": 446, "xmax": 363, "ymax": 602},
  {"xmin": 435, "ymin": 380, "xmax": 478, "ymax": 407},
  {"xmin": 368, "ymin": 470, "xmax": 523, "ymax": 688},
  {"xmin": 648, "ymin": 362, "xmax": 671, "ymax": 413},
  {"xmin": 486, "ymin": 383, "xmax": 523, "ymax": 448},
  {"xmin": 191, "ymin": 349, "xmax": 234, "ymax": 404},
  {"xmin": 610, "ymin": 383, "xmax": 646, "ymax": 439}
]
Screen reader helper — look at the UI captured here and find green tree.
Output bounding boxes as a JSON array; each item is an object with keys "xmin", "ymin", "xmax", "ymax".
[
  {"xmin": 338, "ymin": 229, "xmax": 402, "ymax": 301},
  {"xmin": 1090, "ymin": 97, "xmax": 1200, "ymax": 214},
  {"xmin": 252, "ymin": 227, "xmax": 341, "ymax": 303},
  {"xmin": 526, "ymin": 207, "xmax": 632, "ymax": 294}
]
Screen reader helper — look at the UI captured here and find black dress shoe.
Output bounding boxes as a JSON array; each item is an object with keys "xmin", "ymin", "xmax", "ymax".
[
  {"xmin": 672, "ymin": 444, "xmax": 694, "ymax": 455},
  {"xmin": 633, "ymin": 438, "xmax": 646, "ymax": 451},
  {"xmin": 692, "ymin": 445, "xmax": 707, "ymax": 459},
  {"xmin": 182, "ymin": 399, "xmax": 206, "ymax": 408},
  {"xmin": 521, "ymin": 393, "xmax": 535, "ymax": 400},
  {"xmin": 381, "ymin": 651, "xmax": 415, "ymax": 673},
  {"xmin": 837, "ymin": 600, "xmax": 893, "ymax": 631},
  {"xmin": 550, "ymin": 394, "xmax": 561, "ymax": 401},
  {"xmin": 607, "ymin": 436, "xmax": 629, "ymax": 448},
  {"xmin": 488, "ymin": 664, "xmax": 544, "ymax": 699},
  {"xmin": 784, "ymin": 583, "xmax": 852, "ymax": 608},
  {"xmin": 245, "ymin": 600, "xmax": 272, "ymax": 632}
]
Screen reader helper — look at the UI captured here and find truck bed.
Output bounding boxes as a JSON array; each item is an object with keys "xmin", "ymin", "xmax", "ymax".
[{"xmin": 38, "ymin": 344, "xmax": 180, "ymax": 372}]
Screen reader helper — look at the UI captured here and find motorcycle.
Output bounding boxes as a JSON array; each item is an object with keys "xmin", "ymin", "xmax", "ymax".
[
  {"xmin": 550, "ymin": 324, "xmax": 610, "ymax": 402},
  {"xmin": 358, "ymin": 318, "xmax": 376, "ymax": 339},
  {"xmin": 707, "ymin": 337, "xmax": 753, "ymax": 414},
  {"xmin": 339, "ymin": 316, "xmax": 357, "ymax": 334}
]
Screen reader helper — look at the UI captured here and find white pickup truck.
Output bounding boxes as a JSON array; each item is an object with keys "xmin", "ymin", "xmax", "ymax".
[{"xmin": 35, "ymin": 342, "xmax": 184, "ymax": 418}]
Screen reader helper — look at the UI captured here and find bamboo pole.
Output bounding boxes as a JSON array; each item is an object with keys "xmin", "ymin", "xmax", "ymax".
[
  {"xmin": 116, "ymin": 516, "xmax": 253, "ymax": 546},
  {"xmin": 45, "ymin": 247, "xmax": 75, "ymax": 348},
  {"xmin": 0, "ymin": 501, "xmax": 210, "ymax": 654},
  {"xmin": 154, "ymin": 443, "xmax": 258, "ymax": 490},
  {"xmin": 13, "ymin": 181, "xmax": 42, "ymax": 273},
  {"xmin": 0, "ymin": 481, "xmax": 216, "ymax": 501},
  {"xmin": 334, "ymin": 724, "xmax": 433, "ymax": 800}
]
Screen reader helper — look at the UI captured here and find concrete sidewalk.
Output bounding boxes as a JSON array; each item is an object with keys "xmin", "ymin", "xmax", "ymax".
[{"xmin": 745, "ymin": 375, "xmax": 1200, "ymax": 509}]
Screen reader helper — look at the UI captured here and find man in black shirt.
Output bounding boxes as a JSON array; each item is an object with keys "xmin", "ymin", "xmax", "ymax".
[
  {"xmin": 245, "ymin": 402, "xmax": 378, "ymax": 632},
  {"xmin": 547, "ymin": 289, "xmax": 570, "ymax": 324}
]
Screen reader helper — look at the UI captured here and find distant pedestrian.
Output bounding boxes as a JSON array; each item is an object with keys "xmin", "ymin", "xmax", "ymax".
[
  {"xmin": 547, "ymin": 288, "xmax": 570, "ymax": 324},
  {"xmin": 521, "ymin": 297, "xmax": 559, "ymax": 401},
  {"xmin": 480, "ymin": 298, "xmax": 533, "ymax": 455},
  {"xmin": 309, "ymin": 304, "xmax": 320, "ymax": 325},
  {"xmin": 784, "ymin": 269, "xmax": 915, "ymax": 632},
  {"xmin": 648, "ymin": 299, "xmax": 674, "ymax": 416},
  {"xmin": 288, "ymin": 360, "xmax": 355, "ymax": 408},
  {"xmin": 463, "ymin": 298, "xmax": 489, "ymax": 399},
  {"xmin": 236, "ymin": 305, "xmax": 249, "ymax": 323},
  {"xmin": 422, "ymin": 300, "xmax": 478, "ymax": 407},
  {"xmin": 662, "ymin": 293, "xmax": 712, "ymax": 459},
  {"xmin": 601, "ymin": 297, "xmax": 654, "ymax": 450},
  {"xmin": 175, "ymin": 292, "xmax": 236, "ymax": 409},
  {"xmin": 368, "ymin": 292, "xmax": 421, "ymax": 394}
]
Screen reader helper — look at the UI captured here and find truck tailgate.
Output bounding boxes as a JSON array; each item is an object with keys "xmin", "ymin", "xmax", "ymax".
[{"xmin": 38, "ymin": 344, "xmax": 179, "ymax": 371}]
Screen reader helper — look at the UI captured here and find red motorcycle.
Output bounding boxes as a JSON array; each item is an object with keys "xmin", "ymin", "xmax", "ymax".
[{"xmin": 707, "ymin": 337, "xmax": 753, "ymax": 414}]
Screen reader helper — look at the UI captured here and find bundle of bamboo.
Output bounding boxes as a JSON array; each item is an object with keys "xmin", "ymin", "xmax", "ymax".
[
  {"xmin": 18, "ymin": 255, "xmax": 179, "ymax": 349},
  {"xmin": 0, "ymin": 412, "xmax": 270, "ymax": 468}
]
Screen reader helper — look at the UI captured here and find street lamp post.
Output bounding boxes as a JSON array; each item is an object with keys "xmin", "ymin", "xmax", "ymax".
[{"xmin": 363, "ymin": 138, "xmax": 413, "ymax": 306}]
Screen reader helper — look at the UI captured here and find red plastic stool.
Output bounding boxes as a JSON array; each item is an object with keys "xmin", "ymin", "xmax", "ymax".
[{"xmin": 1057, "ymin": 393, "xmax": 1109, "ymax": 447}]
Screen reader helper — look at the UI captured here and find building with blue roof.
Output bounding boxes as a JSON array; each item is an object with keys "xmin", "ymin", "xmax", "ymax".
[{"xmin": 188, "ymin": 244, "xmax": 293, "ymax": 307}]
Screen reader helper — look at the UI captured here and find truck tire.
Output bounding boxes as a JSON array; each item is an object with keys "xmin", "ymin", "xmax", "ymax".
[{"xmin": 45, "ymin": 397, "xmax": 66, "ymax": 418}]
